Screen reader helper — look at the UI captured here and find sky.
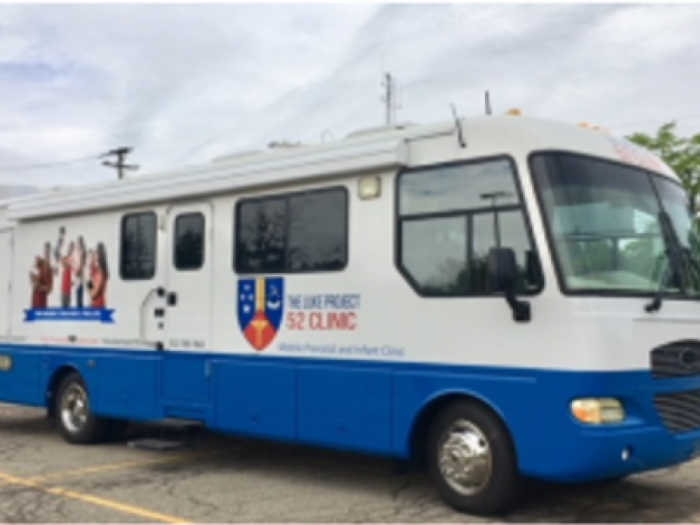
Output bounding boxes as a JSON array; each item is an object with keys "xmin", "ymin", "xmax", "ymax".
[{"xmin": 1, "ymin": 3, "xmax": 699, "ymax": 190}]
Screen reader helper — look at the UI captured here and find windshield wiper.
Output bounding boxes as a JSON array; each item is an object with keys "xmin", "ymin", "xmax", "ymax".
[{"xmin": 645, "ymin": 210, "xmax": 683, "ymax": 313}]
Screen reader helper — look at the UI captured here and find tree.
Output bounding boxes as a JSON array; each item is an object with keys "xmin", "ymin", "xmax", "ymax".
[{"xmin": 627, "ymin": 122, "xmax": 700, "ymax": 214}]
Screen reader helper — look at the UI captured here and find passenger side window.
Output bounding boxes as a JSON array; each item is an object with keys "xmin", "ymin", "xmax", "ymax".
[
  {"xmin": 397, "ymin": 158, "xmax": 542, "ymax": 296},
  {"xmin": 120, "ymin": 212, "xmax": 157, "ymax": 280},
  {"xmin": 235, "ymin": 187, "xmax": 348, "ymax": 274}
]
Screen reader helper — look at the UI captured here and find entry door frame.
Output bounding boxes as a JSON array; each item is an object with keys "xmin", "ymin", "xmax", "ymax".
[{"xmin": 161, "ymin": 200, "xmax": 214, "ymax": 410}]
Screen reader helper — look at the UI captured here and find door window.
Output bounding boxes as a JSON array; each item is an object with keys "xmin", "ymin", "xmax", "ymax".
[{"xmin": 174, "ymin": 213, "xmax": 205, "ymax": 271}]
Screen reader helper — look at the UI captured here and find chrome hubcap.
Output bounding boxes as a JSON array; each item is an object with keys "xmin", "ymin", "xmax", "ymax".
[
  {"xmin": 438, "ymin": 419, "xmax": 492, "ymax": 495},
  {"xmin": 60, "ymin": 383, "xmax": 89, "ymax": 433}
]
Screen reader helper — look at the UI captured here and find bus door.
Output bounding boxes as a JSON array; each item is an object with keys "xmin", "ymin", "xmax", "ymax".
[{"xmin": 161, "ymin": 202, "xmax": 213, "ymax": 410}]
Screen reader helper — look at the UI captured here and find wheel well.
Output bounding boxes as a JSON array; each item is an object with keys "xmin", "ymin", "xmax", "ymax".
[
  {"xmin": 46, "ymin": 366, "xmax": 80, "ymax": 418},
  {"xmin": 409, "ymin": 393, "xmax": 515, "ymax": 468}
]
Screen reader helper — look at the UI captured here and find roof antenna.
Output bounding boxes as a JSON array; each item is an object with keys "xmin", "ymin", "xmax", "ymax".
[
  {"xmin": 450, "ymin": 104, "xmax": 467, "ymax": 148},
  {"xmin": 485, "ymin": 90, "xmax": 492, "ymax": 115}
]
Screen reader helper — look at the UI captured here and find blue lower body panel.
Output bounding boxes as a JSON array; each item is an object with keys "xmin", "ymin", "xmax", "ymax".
[
  {"xmin": 296, "ymin": 364, "xmax": 393, "ymax": 454},
  {"xmin": 212, "ymin": 360, "xmax": 295, "ymax": 440},
  {"xmin": 1, "ymin": 344, "xmax": 699, "ymax": 484},
  {"xmin": 0, "ymin": 349, "xmax": 45, "ymax": 407}
]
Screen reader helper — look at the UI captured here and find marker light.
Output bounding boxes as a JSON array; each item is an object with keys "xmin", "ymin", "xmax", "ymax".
[
  {"xmin": 571, "ymin": 398, "xmax": 625, "ymax": 424},
  {"xmin": 0, "ymin": 355, "xmax": 12, "ymax": 372},
  {"xmin": 506, "ymin": 109, "xmax": 521, "ymax": 116},
  {"xmin": 358, "ymin": 176, "xmax": 381, "ymax": 200}
]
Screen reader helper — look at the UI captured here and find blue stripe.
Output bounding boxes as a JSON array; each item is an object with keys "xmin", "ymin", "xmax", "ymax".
[{"xmin": 1, "ymin": 343, "xmax": 699, "ymax": 482}]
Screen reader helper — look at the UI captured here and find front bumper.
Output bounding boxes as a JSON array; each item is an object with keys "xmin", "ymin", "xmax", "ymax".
[
  {"xmin": 516, "ymin": 372, "xmax": 700, "ymax": 483},
  {"xmin": 535, "ymin": 425, "xmax": 700, "ymax": 483}
]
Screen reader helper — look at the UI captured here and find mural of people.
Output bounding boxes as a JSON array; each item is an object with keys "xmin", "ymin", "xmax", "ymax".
[
  {"xmin": 53, "ymin": 226, "xmax": 65, "ymax": 277},
  {"xmin": 29, "ymin": 242, "xmax": 53, "ymax": 309},
  {"xmin": 86, "ymin": 248, "xmax": 95, "ymax": 300},
  {"xmin": 28, "ymin": 230, "xmax": 111, "ymax": 316},
  {"xmin": 60, "ymin": 240, "xmax": 75, "ymax": 308},
  {"xmin": 74, "ymin": 236, "xmax": 87, "ymax": 309},
  {"xmin": 30, "ymin": 256, "xmax": 43, "ymax": 308},
  {"xmin": 90, "ymin": 243, "xmax": 108, "ymax": 309}
]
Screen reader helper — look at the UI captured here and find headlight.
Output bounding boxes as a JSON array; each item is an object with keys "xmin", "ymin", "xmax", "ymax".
[
  {"xmin": 0, "ymin": 355, "xmax": 12, "ymax": 372},
  {"xmin": 571, "ymin": 398, "xmax": 625, "ymax": 424}
]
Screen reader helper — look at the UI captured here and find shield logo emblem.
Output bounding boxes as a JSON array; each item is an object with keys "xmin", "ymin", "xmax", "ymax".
[{"xmin": 237, "ymin": 277, "xmax": 285, "ymax": 351}]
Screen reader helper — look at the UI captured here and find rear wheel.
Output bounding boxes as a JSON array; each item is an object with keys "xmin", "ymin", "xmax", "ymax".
[
  {"xmin": 427, "ymin": 400, "xmax": 520, "ymax": 516},
  {"xmin": 55, "ymin": 372, "xmax": 109, "ymax": 444}
]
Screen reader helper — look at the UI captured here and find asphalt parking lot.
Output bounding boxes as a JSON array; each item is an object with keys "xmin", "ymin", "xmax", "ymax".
[{"xmin": 1, "ymin": 403, "xmax": 699, "ymax": 523}]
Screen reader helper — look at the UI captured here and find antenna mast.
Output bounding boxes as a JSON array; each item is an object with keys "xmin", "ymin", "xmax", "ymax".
[{"xmin": 381, "ymin": 72, "xmax": 401, "ymax": 125}]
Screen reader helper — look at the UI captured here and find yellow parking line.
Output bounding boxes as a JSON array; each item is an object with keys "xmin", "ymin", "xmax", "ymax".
[
  {"xmin": 0, "ymin": 471, "xmax": 190, "ymax": 524},
  {"xmin": 29, "ymin": 450, "xmax": 222, "ymax": 483}
]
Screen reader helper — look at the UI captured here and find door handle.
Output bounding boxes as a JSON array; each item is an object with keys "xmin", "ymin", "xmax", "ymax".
[{"xmin": 167, "ymin": 292, "xmax": 178, "ymax": 307}]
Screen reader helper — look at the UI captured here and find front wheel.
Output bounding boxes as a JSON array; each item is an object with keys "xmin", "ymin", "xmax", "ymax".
[
  {"xmin": 427, "ymin": 400, "xmax": 520, "ymax": 516},
  {"xmin": 56, "ymin": 372, "xmax": 109, "ymax": 444}
]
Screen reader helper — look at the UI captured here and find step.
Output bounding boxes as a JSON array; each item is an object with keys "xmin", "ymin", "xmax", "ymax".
[
  {"xmin": 154, "ymin": 418, "xmax": 204, "ymax": 430},
  {"xmin": 127, "ymin": 438, "xmax": 192, "ymax": 452}
]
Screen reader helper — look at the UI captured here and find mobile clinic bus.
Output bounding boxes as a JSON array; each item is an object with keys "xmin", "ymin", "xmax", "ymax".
[{"xmin": 1, "ymin": 113, "xmax": 700, "ymax": 515}]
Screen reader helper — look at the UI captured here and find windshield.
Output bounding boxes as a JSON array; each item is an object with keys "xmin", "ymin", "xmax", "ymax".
[{"xmin": 531, "ymin": 152, "xmax": 700, "ymax": 297}]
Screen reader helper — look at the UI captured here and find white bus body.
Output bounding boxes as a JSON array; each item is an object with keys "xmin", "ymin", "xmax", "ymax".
[{"xmin": 1, "ymin": 115, "xmax": 699, "ymax": 514}]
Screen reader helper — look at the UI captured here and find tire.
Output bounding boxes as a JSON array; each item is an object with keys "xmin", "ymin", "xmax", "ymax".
[
  {"xmin": 55, "ymin": 372, "xmax": 109, "ymax": 445},
  {"xmin": 427, "ymin": 400, "xmax": 520, "ymax": 516}
]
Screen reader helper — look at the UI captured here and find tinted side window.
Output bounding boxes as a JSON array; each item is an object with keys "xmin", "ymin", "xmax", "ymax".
[
  {"xmin": 287, "ymin": 191, "xmax": 347, "ymax": 271},
  {"xmin": 397, "ymin": 158, "xmax": 542, "ymax": 296},
  {"xmin": 174, "ymin": 213, "xmax": 205, "ymax": 271},
  {"xmin": 121, "ymin": 212, "xmax": 157, "ymax": 280},
  {"xmin": 236, "ymin": 198, "xmax": 287, "ymax": 273},
  {"xmin": 235, "ymin": 188, "xmax": 348, "ymax": 274}
]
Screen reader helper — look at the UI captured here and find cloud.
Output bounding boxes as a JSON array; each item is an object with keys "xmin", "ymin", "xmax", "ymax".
[{"xmin": 0, "ymin": 4, "xmax": 699, "ymax": 189}]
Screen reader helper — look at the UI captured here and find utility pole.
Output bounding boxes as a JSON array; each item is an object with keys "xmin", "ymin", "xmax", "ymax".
[
  {"xmin": 381, "ymin": 72, "xmax": 401, "ymax": 125},
  {"xmin": 101, "ymin": 147, "xmax": 138, "ymax": 180}
]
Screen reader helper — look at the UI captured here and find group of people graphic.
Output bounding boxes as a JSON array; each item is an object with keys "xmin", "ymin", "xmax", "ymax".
[{"xmin": 30, "ymin": 227, "xmax": 109, "ymax": 310}]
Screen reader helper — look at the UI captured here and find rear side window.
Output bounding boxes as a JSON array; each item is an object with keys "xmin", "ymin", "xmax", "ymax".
[
  {"xmin": 120, "ymin": 212, "xmax": 157, "ymax": 280},
  {"xmin": 235, "ymin": 187, "xmax": 348, "ymax": 274}
]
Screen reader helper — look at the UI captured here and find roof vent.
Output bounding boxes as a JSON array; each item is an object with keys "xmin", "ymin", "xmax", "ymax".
[
  {"xmin": 268, "ymin": 140, "xmax": 303, "ymax": 150},
  {"xmin": 211, "ymin": 150, "xmax": 264, "ymax": 163}
]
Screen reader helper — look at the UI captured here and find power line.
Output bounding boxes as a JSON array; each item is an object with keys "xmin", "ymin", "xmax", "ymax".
[{"xmin": 0, "ymin": 155, "xmax": 100, "ymax": 172}]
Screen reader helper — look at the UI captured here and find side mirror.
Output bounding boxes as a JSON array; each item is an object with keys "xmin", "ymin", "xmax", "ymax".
[{"xmin": 487, "ymin": 248, "xmax": 531, "ymax": 322}]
